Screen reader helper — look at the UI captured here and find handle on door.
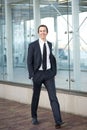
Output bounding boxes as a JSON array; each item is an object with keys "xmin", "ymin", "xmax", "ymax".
[{"xmin": 66, "ymin": 78, "xmax": 75, "ymax": 82}]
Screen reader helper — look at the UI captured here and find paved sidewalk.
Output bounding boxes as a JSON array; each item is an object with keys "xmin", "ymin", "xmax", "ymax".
[{"xmin": 0, "ymin": 98, "xmax": 87, "ymax": 130}]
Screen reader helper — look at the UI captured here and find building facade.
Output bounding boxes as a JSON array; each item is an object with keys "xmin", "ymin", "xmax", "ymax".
[{"xmin": 0, "ymin": 0, "xmax": 87, "ymax": 93}]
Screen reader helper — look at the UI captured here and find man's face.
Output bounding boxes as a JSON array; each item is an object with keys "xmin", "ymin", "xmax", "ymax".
[{"xmin": 38, "ymin": 27, "xmax": 48, "ymax": 40}]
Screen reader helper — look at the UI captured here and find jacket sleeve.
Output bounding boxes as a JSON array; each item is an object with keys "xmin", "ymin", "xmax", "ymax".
[
  {"xmin": 49, "ymin": 42, "xmax": 57, "ymax": 76},
  {"xmin": 27, "ymin": 43, "xmax": 34, "ymax": 79},
  {"xmin": 51, "ymin": 54, "xmax": 57, "ymax": 76}
]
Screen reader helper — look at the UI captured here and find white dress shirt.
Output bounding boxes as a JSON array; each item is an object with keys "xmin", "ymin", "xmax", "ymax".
[{"xmin": 39, "ymin": 38, "xmax": 51, "ymax": 70}]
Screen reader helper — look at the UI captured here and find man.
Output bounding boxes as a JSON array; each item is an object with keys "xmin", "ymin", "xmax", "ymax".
[{"xmin": 27, "ymin": 24, "xmax": 63, "ymax": 129}]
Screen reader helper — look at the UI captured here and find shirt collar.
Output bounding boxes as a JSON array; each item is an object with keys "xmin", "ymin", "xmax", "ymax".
[{"xmin": 39, "ymin": 38, "xmax": 47, "ymax": 44}]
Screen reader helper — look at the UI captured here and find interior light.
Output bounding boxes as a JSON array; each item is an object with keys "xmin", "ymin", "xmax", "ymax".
[{"xmin": 58, "ymin": 0, "xmax": 69, "ymax": 3}]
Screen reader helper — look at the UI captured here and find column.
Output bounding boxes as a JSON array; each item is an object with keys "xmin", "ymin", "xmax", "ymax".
[
  {"xmin": 33, "ymin": 0, "xmax": 40, "ymax": 39},
  {"xmin": 54, "ymin": 16, "xmax": 59, "ymax": 70},
  {"xmin": 72, "ymin": 0, "xmax": 81, "ymax": 89},
  {"xmin": 5, "ymin": 0, "xmax": 13, "ymax": 80}
]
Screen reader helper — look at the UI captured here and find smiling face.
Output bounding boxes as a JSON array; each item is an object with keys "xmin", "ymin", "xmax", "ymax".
[{"xmin": 38, "ymin": 25, "xmax": 48, "ymax": 41}]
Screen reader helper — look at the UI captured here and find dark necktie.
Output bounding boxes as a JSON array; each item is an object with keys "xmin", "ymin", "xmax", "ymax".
[{"xmin": 43, "ymin": 43, "xmax": 47, "ymax": 70}]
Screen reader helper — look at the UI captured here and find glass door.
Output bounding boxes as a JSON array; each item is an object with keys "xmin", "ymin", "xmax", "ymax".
[
  {"xmin": 56, "ymin": 2, "xmax": 73, "ymax": 90},
  {"xmin": 77, "ymin": 0, "xmax": 87, "ymax": 92},
  {"xmin": 0, "ymin": 0, "xmax": 6, "ymax": 80},
  {"xmin": 40, "ymin": 0, "xmax": 87, "ymax": 92},
  {"xmin": 12, "ymin": 0, "xmax": 34, "ymax": 83},
  {"xmin": 40, "ymin": 0, "xmax": 73, "ymax": 90}
]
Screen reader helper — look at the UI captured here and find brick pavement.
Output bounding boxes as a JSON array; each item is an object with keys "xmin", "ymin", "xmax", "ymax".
[{"xmin": 0, "ymin": 98, "xmax": 87, "ymax": 130}]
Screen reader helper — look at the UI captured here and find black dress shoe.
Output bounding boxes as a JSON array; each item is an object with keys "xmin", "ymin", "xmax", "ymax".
[
  {"xmin": 32, "ymin": 118, "xmax": 39, "ymax": 125},
  {"xmin": 55, "ymin": 124, "xmax": 61, "ymax": 129},
  {"xmin": 55, "ymin": 121, "xmax": 65, "ymax": 129}
]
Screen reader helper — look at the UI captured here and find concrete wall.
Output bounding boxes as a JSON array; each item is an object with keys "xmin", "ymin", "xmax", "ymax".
[{"xmin": 0, "ymin": 83, "xmax": 87, "ymax": 117}]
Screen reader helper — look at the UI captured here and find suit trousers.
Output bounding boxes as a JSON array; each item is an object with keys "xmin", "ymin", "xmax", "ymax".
[{"xmin": 31, "ymin": 69, "xmax": 62, "ymax": 124}]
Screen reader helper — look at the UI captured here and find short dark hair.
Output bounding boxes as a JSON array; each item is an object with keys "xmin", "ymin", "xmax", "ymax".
[{"xmin": 38, "ymin": 24, "xmax": 48, "ymax": 33}]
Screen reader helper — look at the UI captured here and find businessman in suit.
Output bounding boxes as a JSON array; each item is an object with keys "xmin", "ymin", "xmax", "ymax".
[{"xmin": 27, "ymin": 25, "xmax": 63, "ymax": 129}]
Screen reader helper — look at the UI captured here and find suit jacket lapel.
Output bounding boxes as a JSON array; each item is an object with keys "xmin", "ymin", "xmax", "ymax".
[
  {"xmin": 37, "ymin": 40, "xmax": 41, "ymax": 55},
  {"xmin": 36, "ymin": 40, "xmax": 42, "ymax": 61}
]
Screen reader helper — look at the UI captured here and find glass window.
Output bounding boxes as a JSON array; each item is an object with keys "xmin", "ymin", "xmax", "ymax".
[{"xmin": 0, "ymin": 0, "xmax": 87, "ymax": 93}]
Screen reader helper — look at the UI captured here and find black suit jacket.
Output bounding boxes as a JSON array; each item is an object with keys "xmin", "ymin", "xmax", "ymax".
[{"xmin": 27, "ymin": 39, "xmax": 57, "ymax": 79}]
